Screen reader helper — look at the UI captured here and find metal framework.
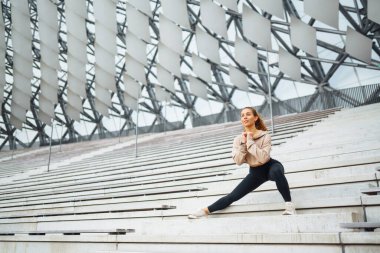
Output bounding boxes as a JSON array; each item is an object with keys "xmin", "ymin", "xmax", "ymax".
[{"xmin": 0, "ymin": 0, "xmax": 379, "ymax": 151}]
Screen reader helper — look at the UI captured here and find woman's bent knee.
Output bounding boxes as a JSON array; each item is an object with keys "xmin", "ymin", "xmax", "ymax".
[{"xmin": 268, "ymin": 162, "xmax": 285, "ymax": 180}]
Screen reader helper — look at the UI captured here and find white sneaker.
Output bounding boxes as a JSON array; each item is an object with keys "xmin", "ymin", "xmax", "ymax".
[
  {"xmin": 188, "ymin": 209, "xmax": 208, "ymax": 219},
  {"xmin": 282, "ymin": 202, "xmax": 296, "ymax": 215}
]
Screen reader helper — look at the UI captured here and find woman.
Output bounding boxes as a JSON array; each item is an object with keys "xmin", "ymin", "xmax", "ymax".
[{"xmin": 188, "ymin": 107, "xmax": 296, "ymax": 219}]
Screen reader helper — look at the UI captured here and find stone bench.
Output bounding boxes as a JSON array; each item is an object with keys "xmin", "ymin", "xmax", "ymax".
[
  {"xmin": 0, "ymin": 158, "xmax": 233, "ymax": 198},
  {"xmin": 5, "ymin": 135, "xmax": 376, "ymax": 192},
  {"xmin": 0, "ymin": 228, "xmax": 135, "ymax": 236},
  {"xmin": 51, "ymin": 133, "xmax": 290, "ymax": 173},
  {"xmin": 0, "ymin": 111, "xmax": 328, "ymax": 183},
  {"xmin": 14, "ymin": 132, "xmax": 291, "ymax": 180},
  {"xmin": 0, "ymin": 156, "xmax": 377, "ymax": 206},
  {"xmin": 2, "ymin": 184, "xmax": 376, "ymax": 222},
  {"xmin": 1, "ymin": 160, "xmax": 378, "ymax": 202},
  {"xmin": 50, "ymin": 121, "xmax": 311, "ymax": 167},
  {"xmin": 0, "ymin": 167, "xmax": 377, "ymax": 220},
  {"xmin": 0, "ymin": 185, "xmax": 208, "ymax": 209},
  {"xmin": 340, "ymin": 222, "xmax": 380, "ymax": 232},
  {"xmin": 0, "ymin": 170, "xmax": 231, "ymax": 200},
  {"xmin": 1, "ymin": 194, "xmax": 378, "ymax": 232},
  {"xmin": 3, "ymin": 232, "xmax": 379, "ymax": 253},
  {"xmin": 33, "ymin": 212, "xmax": 359, "ymax": 234},
  {"xmin": 361, "ymin": 187, "xmax": 380, "ymax": 195},
  {"xmin": 0, "ymin": 204, "xmax": 176, "ymax": 220}
]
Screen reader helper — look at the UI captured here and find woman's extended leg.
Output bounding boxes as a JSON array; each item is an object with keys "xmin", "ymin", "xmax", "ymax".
[
  {"xmin": 188, "ymin": 168, "xmax": 268, "ymax": 219},
  {"xmin": 208, "ymin": 168, "xmax": 268, "ymax": 213}
]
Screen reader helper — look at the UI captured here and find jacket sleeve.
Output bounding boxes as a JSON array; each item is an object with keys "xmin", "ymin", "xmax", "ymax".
[
  {"xmin": 232, "ymin": 136, "xmax": 247, "ymax": 165},
  {"xmin": 246, "ymin": 134, "xmax": 271, "ymax": 164}
]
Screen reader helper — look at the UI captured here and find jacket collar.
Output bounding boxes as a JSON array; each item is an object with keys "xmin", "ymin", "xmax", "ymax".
[{"xmin": 253, "ymin": 130, "xmax": 267, "ymax": 140}]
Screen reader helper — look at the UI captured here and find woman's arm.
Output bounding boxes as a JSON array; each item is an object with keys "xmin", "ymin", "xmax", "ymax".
[
  {"xmin": 232, "ymin": 136, "xmax": 247, "ymax": 165},
  {"xmin": 246, "ymin": 134, "xmax": 271, "ymax": 164}
]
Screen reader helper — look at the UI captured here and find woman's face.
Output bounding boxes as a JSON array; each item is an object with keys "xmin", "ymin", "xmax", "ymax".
[{"xmin": 241, "ymin": 108, "xmax": 258, "ymax": 128}]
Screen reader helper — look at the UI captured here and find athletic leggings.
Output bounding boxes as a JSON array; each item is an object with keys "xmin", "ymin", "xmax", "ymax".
[{"xmin": 208, "ymin": 158, "xmax": 291, "ymax": 213}]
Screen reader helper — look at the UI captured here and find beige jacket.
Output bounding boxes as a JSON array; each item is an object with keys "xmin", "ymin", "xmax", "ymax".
[{"xmin": 232, "ymin": 130, "xmax": 271, "ymax": 167}]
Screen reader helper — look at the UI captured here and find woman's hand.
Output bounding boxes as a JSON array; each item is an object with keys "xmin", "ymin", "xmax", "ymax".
[
  {"xmin": 246, "ymin": 132, "xmax": 254, "ymax": 140},
  {"xmin": 241, "ymin": 132, "xmax": 247, "ymax": 144}
]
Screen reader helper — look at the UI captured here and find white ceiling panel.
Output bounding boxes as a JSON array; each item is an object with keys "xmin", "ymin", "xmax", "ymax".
[
  {"xmin": 124, "ymin": 74, "xmax": 142, "ymax": 99},
  {"xmin": 123, "ymin": 92, "xmax": 138, "ymax": 110},
  {"xmin": 126, "ymin": 4, "xmax": 151, "ymax": 42},
  {"xmin": 157, "ymin": 64, "xmax": 175, "ymax": 93},
  {"xmin": 290, "ymin": 17, "xmax": 318, "ymax": 57},
  {"xmin": 346, "ymin": 27, "xmax": 372, "ymax": 64},
  {"xmin": 304, "ymin": 0, "xmax": 339, "ymax": 29},
  {"xmin": 200, "ymin": 0, "xmax": 228, "ymax": 38},
  {"xmin": 279, "ymin": 47, "xmax": 301, "ymax": 81},
  {"xmin": 126, "ymin": 33, "xmax": 147, "ymax": 65},
  {"xmin": 128, "ymin": 0, "xmax": 152, "ymax": 18},
  {"xmin": 195, "ymin": 27, "xmax": 221, "ymax": 64},
  {"xmin": 242, "ymin": 4, "xmax": 272, "ymax": 50},
  {"xmin": 235, "ymin": 37, "xmax": 258, "ymax": 73},
  {"xmin": 192, "ymin": 54, "xmax": 212, "ymax": 83},
  {"xmin": 251, "ymin": 0, "xmax": 284, "ymax": 19},
  {"xmin": 214, "ymin": 0, "xmax": 238, "ymax": 12},
  {"xmin": 368, "ymin": 0, "xmax": 380, "ymax": 24},
  {"xmin": 155, "ymin": 85, "xmax": 171, "ymax": 102},
  {"xmin": 158, "ymin": 42, "xmax": 181, "ymax": 77},
  {"xmin": 188, "ymin": 75, "xmax": 209, "ymax": 100},
  {"xmin": 125, "ymin": 54, "xmax": 147, "ymax": 84},
  {"xmin": 229, "ymin": 65, "xmax": 250, "ymax": 92},
  {"xmin": 159, "ymin": 15, "xmax": 184, "ymax": 55},
  {"xmin": 161, "ymin": 0, "xmax": 190, "ymax": 29}
]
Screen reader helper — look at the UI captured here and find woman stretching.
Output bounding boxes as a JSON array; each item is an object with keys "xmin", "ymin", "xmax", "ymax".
[{"xmin": 188, "ymin": 107, "xmax": 296, "ymax": 218}]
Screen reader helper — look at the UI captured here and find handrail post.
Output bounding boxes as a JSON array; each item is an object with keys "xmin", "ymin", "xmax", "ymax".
[
  {"xmin": 266, "ymin": 50, "xmax": 274, "ymax": 135},
  {"xmin": 47, "ymin": 119, "xmax": 54, "ymax": 172},
  {"xmin": 135, "ymin": 99, "xmax": 140, "ymax": 158}
]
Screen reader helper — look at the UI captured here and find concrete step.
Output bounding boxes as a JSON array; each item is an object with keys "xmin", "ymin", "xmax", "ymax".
[
  {"xmin": 6, "ymin": 137, "xmax": 378, "ymax": 191},
  {"xmin": 0, "ymin": 232, "xmax": 379, "ymax": 253},
  {"xmin": 279, "ymin": 128, "xmax": 380, "ymax": 147},
  {"xmin": 96, "ymin": 231, "xmax": 380, "ymax": 248},
  {"xmin": 282, "ymin": 149, "xmax": 380, "ymax": 173},
  {"xmin": 0, "ymin": 162, "xmax": 377, "ymax": 210},
  {"xmin": 71, "ymin": 127, "xmax": 307, "ymax": 166},
  {"xmin": 95, "ymin": 252, "xmax": 148, "ymax": 253},
  {"xmin": 0, "ymin": 163, "xmax": 377, "ymax": 207},
  {"xmin": 363, "ymin": 195, "xmax": 380, "ymax": 222},
  {"xmin": 0, "ymin": 203, "xmax": 176, "ymax": 219},
  {"xmin": 2, "ymin": 181, "xmax": 378, "ymax": 223},
  {"xmin": 48, "ymin": 136, "xmax": 290, "ymax": 174},
  {"xmin": 1, "ymin": 162, "xmax": 377, "ymax": 206},
  {"xmin": 0, "ymin": 110, "xmax": 331, "ymax": 181},
  {"xmin": 3, "ymin": 147, "xmax": 380, "ymax": 199},
  {"xmin": 273, "ymin": 140, "xmax": 380, "ymax": 160},
  {"xmin": 32, "ymin": 212, "xmax": 358, "ymax": 234},
  {"xmin": 1, "ymin": 192, "xmax": 377, "ymax": 229}
]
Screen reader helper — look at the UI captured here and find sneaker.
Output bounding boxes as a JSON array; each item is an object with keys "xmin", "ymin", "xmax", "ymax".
[
  {"xmin": 282, "ymin": 202, "xmax": 296, "ymax": 215},
  {"xmin": 188, "ymin": 209, "xmax": 208, "ymax": 219}
]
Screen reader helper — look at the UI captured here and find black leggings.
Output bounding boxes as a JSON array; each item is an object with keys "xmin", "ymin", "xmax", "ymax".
[{"xmin": 208, "ymin": 158, "xmax": 291, "ymax": 213}]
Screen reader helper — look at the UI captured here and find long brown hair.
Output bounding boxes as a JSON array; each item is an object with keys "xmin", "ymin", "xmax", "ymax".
[{"xmin": 242, "ymin": 107, "xmax": 268, "ymax": 131}]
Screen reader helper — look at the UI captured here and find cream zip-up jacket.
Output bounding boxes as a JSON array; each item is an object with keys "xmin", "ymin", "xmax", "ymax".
[{"xmin": 232, "ymin": 130, "xmax": 271, "ymax": 167}]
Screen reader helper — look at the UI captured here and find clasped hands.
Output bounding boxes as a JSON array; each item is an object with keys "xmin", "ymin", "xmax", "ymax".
[{"xmin": 241, "ymin": 132, "xmax": 254, "ymax": 144}]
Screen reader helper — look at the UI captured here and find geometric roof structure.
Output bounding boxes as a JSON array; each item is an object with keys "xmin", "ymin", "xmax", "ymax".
[{"xmin": 0, "ymin": 0, "xmax": 379, "ymax": 150}]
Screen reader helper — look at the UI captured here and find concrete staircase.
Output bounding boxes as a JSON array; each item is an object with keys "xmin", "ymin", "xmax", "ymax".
[{"xmin": 0, "ymin": 104, "xmax": 379, "ymax": 253}]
